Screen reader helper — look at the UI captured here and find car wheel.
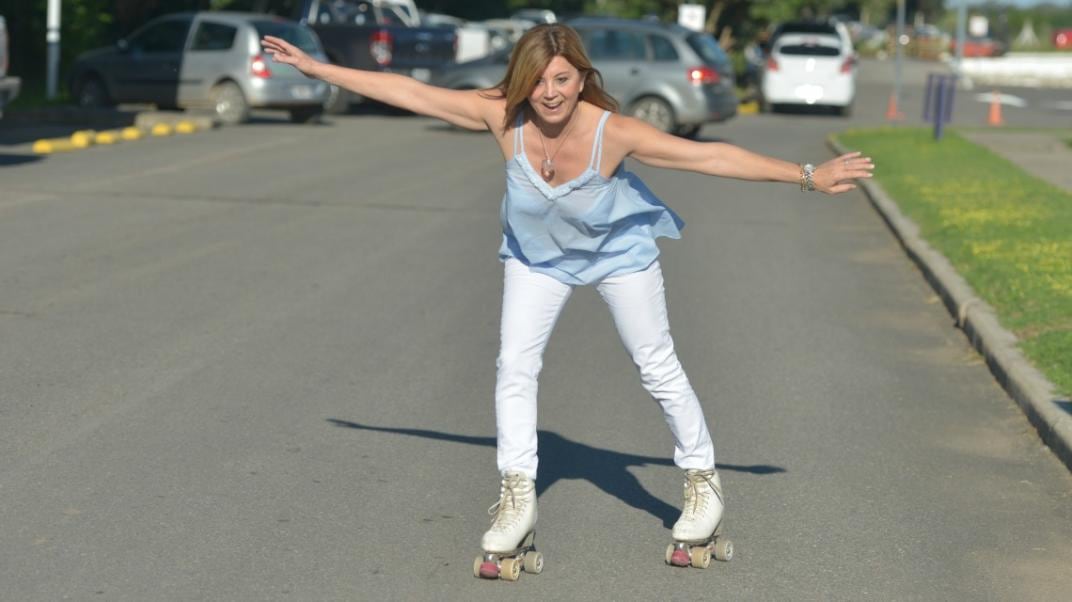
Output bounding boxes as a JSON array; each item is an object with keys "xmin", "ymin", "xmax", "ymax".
[
  {"xmin": 629, "ymin": 96, "xmax": 675, "ymax": 133},
  {"xmin": 323, "ymin": 84, "xmax": 350, "ymax": 115},
  {"xmin": 837, "ymin": 103, "xmax": 853, "ymax": 118},
  {"xmin": 289, "ymin": 106, "xmax": 323, "ymax": 124},
  {"xmin": 75, "ymin": 75, "xmax": 112, "ymax": 108},
  {"xmin": 211, "ymin": 81, "xmax": 249, "ymax": 125}
]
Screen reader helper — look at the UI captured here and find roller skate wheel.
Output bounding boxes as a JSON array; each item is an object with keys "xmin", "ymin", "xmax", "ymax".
[
  {"xmin": 473, "ymin": 555, "xmax": 484, "ymax": 578},
  {"xmin": 689, "ymin": 546, "xmax": 712, "ymax": 569},
  {"xmin": 477, "ymin": 558, "xmax": 500, "ymax": 580},
  {"xmin": 713, "ymin": 538, "xmax": 734, "ymax": 562},
  {"xmin": 523, "ymin": 550, "xmax": 544, "ymax": 574},
  {"xmin": 665, "ymin": 543, "xmax": 676, "ymax": 565},
  {"xmin": 669, "ymin": 547, "xmax": 690, "ymax": 567},
  {"xmin": 500, "ymin": 557, "xmax": 522, "ymax": 581}
]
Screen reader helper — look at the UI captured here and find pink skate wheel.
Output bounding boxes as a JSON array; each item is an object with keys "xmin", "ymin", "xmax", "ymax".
[
  {"xmin": 479, "ymin": 561, "xmax": 499, "ymax": 579},
  {"xmin": 670, "ymin": 548, "xmax": 690, "ymax": 567}
]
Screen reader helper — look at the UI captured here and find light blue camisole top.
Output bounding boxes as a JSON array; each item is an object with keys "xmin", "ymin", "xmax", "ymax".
[{"xmin": 498, "ymin": 110, "xmax": 685, "ymax": 285}]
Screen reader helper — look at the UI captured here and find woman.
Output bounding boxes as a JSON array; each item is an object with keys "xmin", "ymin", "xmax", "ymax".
[{"xmin": 263, "ymin": 24, "xmax": 873, "ymax": 577}]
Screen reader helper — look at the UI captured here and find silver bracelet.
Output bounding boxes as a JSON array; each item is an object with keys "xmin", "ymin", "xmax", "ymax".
[{"xmin": 800, "ymin": 163, "xmax": 816, "ymax": 192}]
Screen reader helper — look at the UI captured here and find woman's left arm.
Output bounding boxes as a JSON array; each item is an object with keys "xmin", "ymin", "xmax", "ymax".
[{"xmin": 614, "ymin": 115, "xmax": 874, "ymax": 194}]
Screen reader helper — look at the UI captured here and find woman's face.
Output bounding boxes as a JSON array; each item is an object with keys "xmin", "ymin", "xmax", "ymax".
[{"xmin": 528, "ymin": 55, "xmax": 585, "ymax": 126}]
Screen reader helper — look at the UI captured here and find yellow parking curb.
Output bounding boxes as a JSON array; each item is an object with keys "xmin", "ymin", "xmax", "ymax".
[
  {"xmin": 174, "ymin": 121, "xmax": 198, "ymax": 134},
  {"xmin": 70, "ymin": 130, "xmax": 96, "ymax": 148},
  {"xmin": 32, "ymin": 138, "xmax": 79, "ymax": 154},
  {"xmin": 30, "ymin": 118, "xmax": 209, "ymax": 155},
  {"xmin": 738, "ymin": 101, "xmax": 759, "ymax": 115},
  {"xmin": 94, "ymin": 131, "xmax": 120, "ymax": 145}
]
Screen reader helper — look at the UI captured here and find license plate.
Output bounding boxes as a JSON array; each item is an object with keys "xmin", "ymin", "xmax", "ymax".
[
  {"xmin": 411, "ymin": 68, "xmax": 431, "ymax": 82},
  {"xmin": 794, "ymin": 85, "xmax": 823, "ymax": 103},
  {"xmin": 291, "ymin": 85, "xmax": 313, "ymax": 100}
]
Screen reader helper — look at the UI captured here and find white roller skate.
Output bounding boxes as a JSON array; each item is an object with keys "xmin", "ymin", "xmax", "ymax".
[
  {"xmin": 666, "ymin": 468, "xmax": 734, "ymax": 568},
  {"xmin": 473, "ymin": 471, "xmax": 542, "ymax": 581}
]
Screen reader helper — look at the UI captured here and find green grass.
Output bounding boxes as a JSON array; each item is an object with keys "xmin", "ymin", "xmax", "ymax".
[{"xmin": 835, "ymin": 128, "xmax": 1072, "ymax": 396}]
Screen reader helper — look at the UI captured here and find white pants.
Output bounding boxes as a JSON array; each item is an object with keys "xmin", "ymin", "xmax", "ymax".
[{"xmin": 495, "ymin": 258, "xmax": 716, "ymax": 480}]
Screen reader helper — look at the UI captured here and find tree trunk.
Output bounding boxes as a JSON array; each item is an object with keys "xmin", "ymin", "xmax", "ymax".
[{"xmin": 705, "ymin": 0, "xmax": 725, "ymax": 35}]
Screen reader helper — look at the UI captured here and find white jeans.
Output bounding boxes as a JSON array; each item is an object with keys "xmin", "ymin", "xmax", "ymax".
[{"xmin": 495, "ymin": 258, "xmax": 716, "ymax": 480}]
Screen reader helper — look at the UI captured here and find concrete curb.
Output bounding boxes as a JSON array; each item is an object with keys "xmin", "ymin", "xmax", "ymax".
[{"xmin": 828, "ymin": 136, "xmax": 1072, "ymax": 472}]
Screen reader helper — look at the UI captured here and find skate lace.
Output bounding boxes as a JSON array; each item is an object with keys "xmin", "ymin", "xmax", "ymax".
[
  {"xmin": 683, "ymin": 469, "xmax": 723, "ymax": 520},
  {"xmin": 486, "ymin": 473, "xmax": 526, "ymax": 532}
]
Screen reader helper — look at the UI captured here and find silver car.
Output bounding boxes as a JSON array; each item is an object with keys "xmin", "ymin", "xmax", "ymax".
[
  {"xmin": 69, "ymin": 12, "xmax": 330, "ymax": 124},
  {"xmin": 431, "ymin": 17, "xmax": 737, "ymax": 136}
]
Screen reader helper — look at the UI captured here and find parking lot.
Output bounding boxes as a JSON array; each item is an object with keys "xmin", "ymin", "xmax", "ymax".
[{"xmin": 2, "ymin": 54, "xmax": 1072, "ymax": 599}]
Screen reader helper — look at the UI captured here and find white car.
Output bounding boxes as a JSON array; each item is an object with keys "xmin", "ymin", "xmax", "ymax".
[{"xmin": 760, "ymin": 31, "xmax": 856, "ymax": 116}]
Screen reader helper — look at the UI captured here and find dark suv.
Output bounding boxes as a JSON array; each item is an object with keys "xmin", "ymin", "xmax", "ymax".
[{"xmin": 431, "ymin": 17, "xmax": 737, "ymax": 136}]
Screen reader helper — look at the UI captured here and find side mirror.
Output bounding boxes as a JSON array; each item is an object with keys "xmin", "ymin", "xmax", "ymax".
[{"xmin": 117, "ymin": 39, "xmax": 129, "ymax": 52}]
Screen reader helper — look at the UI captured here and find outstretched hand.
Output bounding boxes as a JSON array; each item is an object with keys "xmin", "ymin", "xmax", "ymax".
[
  {"xmin": 813, "ymin": 152, "xmax": 875, "ymax": 194},
  {"xmin": 261, "ymin": 35, "xmax": 319, "ymax": 76}
]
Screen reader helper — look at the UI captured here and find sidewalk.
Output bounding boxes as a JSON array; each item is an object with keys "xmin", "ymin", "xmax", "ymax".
[{"xmin": 958, "ymin": 130, "xmax": 1072, "ymax": 192}]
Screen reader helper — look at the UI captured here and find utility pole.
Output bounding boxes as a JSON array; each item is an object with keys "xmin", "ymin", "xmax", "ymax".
[
  {"xmin": 886, "ymin": 0, "xmax": 905, "ymax": 121},
  {"xmin": 46, "ymin": 0, "xmax": 61, "ymax": 99},
  {"xmin": 956, "ymin": 1, "xmax": 968, "ymax": 76}
]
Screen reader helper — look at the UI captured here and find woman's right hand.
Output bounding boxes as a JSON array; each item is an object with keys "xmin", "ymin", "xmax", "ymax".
[{"xmin": 261, "ymin": 35, "xmax": 319, "ymax": 76}]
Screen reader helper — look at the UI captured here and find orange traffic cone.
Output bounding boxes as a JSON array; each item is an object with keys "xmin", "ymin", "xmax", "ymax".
[
  {"xmin": 885, "ymin": 93, "xmax": 903, "ymax": 121},
  {"xmin": 987, "ymin": 90, "xmax": 1004, "ymax": 126}
]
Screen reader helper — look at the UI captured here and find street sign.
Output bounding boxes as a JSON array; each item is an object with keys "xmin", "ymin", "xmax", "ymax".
[{"xmin": 678, "ymin": 4, "xmax": 705, "ymax": 32}]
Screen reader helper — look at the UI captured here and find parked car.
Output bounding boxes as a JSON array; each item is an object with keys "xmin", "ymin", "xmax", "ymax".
[
  {"xmin": 760, "ymin": 29, "xmax": 856, "ymax": 116},
  {"xmin": 69, "ymin": 12, "xmax": 329, "ymax": 124},
  {"xmin": 431, "ymin": 17, "xmax": 737, "ymax": 136},
  {"xmin": 298, "ymin": 0, "xmax": 456, "ymax": 114},
  {"xmin": 0, "ymin": 15, "xmax": 20, "ymax": 118}
]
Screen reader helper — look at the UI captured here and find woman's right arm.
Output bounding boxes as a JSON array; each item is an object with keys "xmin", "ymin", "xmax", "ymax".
[{"xmin": 262, "ymin": 35, "xmax": 499, "ymax": 131}]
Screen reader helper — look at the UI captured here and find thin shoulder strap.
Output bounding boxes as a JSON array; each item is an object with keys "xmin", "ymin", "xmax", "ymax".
[
  {"xmin": 512, "ymin": 112, "xmax": 525, "ymax": 157},
  {"xmin": 588, "ymin": 111, "xmax": 613, "ymax": 171}
]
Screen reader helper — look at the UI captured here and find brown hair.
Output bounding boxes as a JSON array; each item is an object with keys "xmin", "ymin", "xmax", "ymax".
[{"xmin": 484, "ymin": 24, "xmax": 619, "ymax": 133}]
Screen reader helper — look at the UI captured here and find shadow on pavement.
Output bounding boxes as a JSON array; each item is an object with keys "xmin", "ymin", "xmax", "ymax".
[
  {"xmin": 0, "ymin": 153, "xmax": 45, "ymax": 167},
  {"xmin": 0, "ymin": 107, "xmax": 139, "ymax": 146},
  {"xmin": 767, "ymin": 104, "xmax": 850, "ymax": 118},
  {"xmin": 327, "ymin": 419, "xmax": 785, "ymax": 527}
]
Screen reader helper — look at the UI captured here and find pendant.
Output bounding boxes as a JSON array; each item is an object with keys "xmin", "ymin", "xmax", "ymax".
[{"xmin": 540, "ymin": 158, "xmax": 555, "ymax": 182}]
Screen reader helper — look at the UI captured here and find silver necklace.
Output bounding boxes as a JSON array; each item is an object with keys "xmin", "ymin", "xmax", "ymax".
[{"xmin": 534, "ymin": 112, "xmax": 579, "ymax": 182}]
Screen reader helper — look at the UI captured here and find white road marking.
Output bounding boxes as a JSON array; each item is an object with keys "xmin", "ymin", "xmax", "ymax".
[{"xmin": 972, "ymin": 92, "xmax": 1028, "ymax": 108}]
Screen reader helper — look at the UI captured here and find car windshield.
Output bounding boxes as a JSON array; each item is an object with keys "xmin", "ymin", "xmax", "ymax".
[
  {"xmin": 685, "ymin": 33, "xmax": 732, "ymax": 69},
  {"xmin": 777, "ymin": 44, "xmax": 841, "ymax": 57},
  {"xmin": 254, "ymin": 20, "xmax": 319, "ymax": 53},
  {"xmin": 775, "ymin": 33, "xmax": 841, "ymax": 54}
]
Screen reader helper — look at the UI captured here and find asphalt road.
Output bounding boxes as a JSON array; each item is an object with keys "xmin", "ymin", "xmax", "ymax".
[{"xmin": 2, "ymin": 60, "xmax": 1071, "ymax": 600}]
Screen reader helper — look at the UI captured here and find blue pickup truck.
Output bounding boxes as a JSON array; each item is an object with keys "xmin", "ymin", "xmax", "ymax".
[
  {"xmin": 297, "ymin": 0, "xmax": 456, "ymax": 114},
  {"xmin": 0, "ymin": 15, "xmax": 21, "ymax": 118}
]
